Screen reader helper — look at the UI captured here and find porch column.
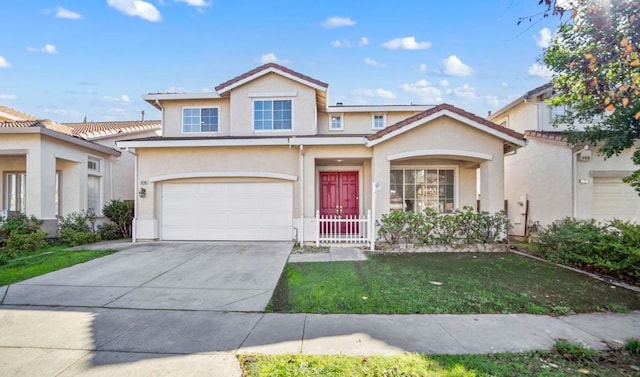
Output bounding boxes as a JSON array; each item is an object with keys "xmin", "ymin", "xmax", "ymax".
[
  {"xmin": 26, "ymin": 148, "xmax": 57, "ymax": 233},
  {"xmin": 479, "ymin": 158, "xmax": 504, "ymax": 213},
  {"xmin": 371, "ymin": 154, "xmax": 390, "ymax": 220}
]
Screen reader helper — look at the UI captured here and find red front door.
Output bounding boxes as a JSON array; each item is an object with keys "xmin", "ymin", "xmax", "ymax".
[{"xmin": 320, "ymin": 171, "xmax": 359, "ymax": 233}]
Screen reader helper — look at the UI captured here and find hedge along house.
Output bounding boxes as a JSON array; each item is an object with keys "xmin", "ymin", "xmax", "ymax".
[{"xmin": 117, "ymin": 63, "xmax": 525, "ymax": 245}]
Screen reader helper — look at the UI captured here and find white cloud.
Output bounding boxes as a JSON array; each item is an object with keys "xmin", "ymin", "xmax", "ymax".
[
  {"xmin": 260, "ymin": 53, "xmax": 289, "ymax": 65},
  {"xmin": 442, "ymin": 55, "xmax": 473, "ymax": 76},
  {"xmin": 27, "ymin": 44, "xmax": 59, "ymax": 54},
  {"xmin": 501, "ymin": 81, "xmax": 509, "ymax": 87},
  {"xmin": 485, "ymin": 95, "xmax": 500, "ymax": 107},
  {"xmin": 364, "ymin": 58, "xmax": 384, "ymax": 68},
  {"xmin": 439, "ymin": 80, "xmax": 449, "ymax": 87},
  {"xmin": 174, "ymin": 0, "xmax": 210, "ymax": 6},
  {"xmin": 453, "ymin": 84, "xmax": 476, "ymax": 99},
  {"xmin": 322, "ymin": 16, "xmax": 356, "ymax": 28},
  {"xmin": 352, "ymin": 88, "xmax": 396, "ymax": 100},
  {"xmin": 358, "ymin": 37, "xmax": 369, "ymax": 46},
  {"xmin": 330, "ymin": 40, "xmax": 350, "ymax": 48},
  {"xmin": 400, "ymin": 80, "xmax": 443, "ymax": 103},
  {"xmin": 527, "ymin": 63, "xmax": 553, "ymax": 78},
  {"xmin": 55, "ymin": 7, "xmax": 82, "ymax": 19},
  {"xmin": 107, "ymin": 0, "xmax": 162, "ymax": 22},
  {"xmin": 419, "ymin": 64, "xmax": 428, "ymax": 72},
  {"xmin": 103, "ymin": 94, "xmax": 131, "ymax": 103},
  {"xmin": 382, "ymin": 36, "xmax": 431, "ymax": 50},
  {"xmin": 0, "ymin": 94, "xmax": 16, "ymax": 100},
  {"xmin": 0, "ymin": 56, "xmax": 11, "ymax": 68},
  {"xmin": 534, "ymin": 27, "xmax": 553, "ymax": 48}
]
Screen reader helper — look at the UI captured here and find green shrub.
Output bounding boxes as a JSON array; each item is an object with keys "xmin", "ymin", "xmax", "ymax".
[
  {"xmin": 97, "ymin": 222, "xmax": 123, "ymax": 241},
  {"xmin": 625, "ymin": 338, "xmax": 640, "ymax": 355},
  {"xmin": 377, "ymin": 207, "xmax": 509, "ymax": 247},
  {"xmin": 4, "ymin": 230, "xmax": 47, "ymax": 257},
  {"xmin": 531, "ymin": 218, "xmax": 640, "ymax": 283},
  {"xmin": 102, "ymin": 200, "xmax": 134, "ymax": 238},
  {"xmin": 57, "ymin": 210, "xmax": 100, "ymax": 246},
  {"xmin": 553, "ymin": 339, "xmax": 597, "ymax": 361},
  {"xmin": 0, "ymin": 214, "xmax": 43, "ymax": 247}
]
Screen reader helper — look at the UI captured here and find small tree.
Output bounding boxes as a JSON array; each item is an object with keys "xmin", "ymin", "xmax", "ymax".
[{"xmin": 102, "ymin": 200, "xmax": 134, "ymax": 238}]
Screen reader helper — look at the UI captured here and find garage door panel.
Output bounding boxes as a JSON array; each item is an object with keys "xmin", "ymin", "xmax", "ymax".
[
  {"xmin": 593, "ymin": 178, "xmax": 640, "ymax": 222},
  {"xmin": 161, "ymin": 182, "xmax": 293, "ymax": 241}
]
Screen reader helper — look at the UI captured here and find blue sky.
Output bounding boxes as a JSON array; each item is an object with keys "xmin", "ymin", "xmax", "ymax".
[{"xmin": 0, "ymin": 1, "xmax": 559, "ymax": 123}]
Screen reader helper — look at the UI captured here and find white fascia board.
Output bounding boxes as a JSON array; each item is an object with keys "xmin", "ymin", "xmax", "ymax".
[
  {"xmin": 0, "ymin": 127, "xmax": 121, "ymax": 156},
  {"xmin": 367, "ymin": 110, "xmax": 525, "ymax": 147},
  {"xmin": 387, "ymin": 149, "xmax": 493, "ymax": 161},
  {"xmin": 288, "ymin": 136, "xmax": 367, "ymax": 146},
  {"xmin": 327, "ymin": 105, "xmax": 432, "ymax": 113},
  {"xmin": 218, "ymin": 67, "xmax": 328, "ymax": 94},
  {"xmin": 116, "ymin": 138, "xmax": 291, "ymax": 149},
  {"xmin": 143, "ymin": 92, "xmax": 222, "ymax": 101}
]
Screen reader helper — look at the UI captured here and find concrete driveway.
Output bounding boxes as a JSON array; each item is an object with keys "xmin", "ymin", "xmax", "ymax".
[{"xmin": 0, "ymin": 241, "xmax": 292, "ymax": 311}]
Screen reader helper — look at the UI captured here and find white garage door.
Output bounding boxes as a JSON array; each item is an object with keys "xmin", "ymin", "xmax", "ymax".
[
  {"xmin": 161, "ymin": 182, "xmax": 293, "ymax": 241},
  {"xmin": 593, "ymin": 177, "xmax": 640, "ymax": 222}
]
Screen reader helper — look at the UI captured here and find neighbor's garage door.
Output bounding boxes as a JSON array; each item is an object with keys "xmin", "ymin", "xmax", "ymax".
[
  {"xmin": 592, "ymin": 177, "xmax": 640, "ymax": 222},
  {"xmin": 161, "ymin": 182, "xmax": 293, "ymax": 241}
]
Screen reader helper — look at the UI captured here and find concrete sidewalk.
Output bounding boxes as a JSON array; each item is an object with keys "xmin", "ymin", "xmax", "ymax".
[{"xmin": 1, "ymin": 306, "xmax": 638, "ymax": 376}]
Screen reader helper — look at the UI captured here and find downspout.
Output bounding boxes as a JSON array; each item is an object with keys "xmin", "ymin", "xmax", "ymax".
[
  {"xmin": 299, "ymin": 144, "xmax": 304, "ymax": 244},
  {"xmin": 130, "ymin": 148, "xmax": 138, "ymax": 243},
  {"xmin": 572, "ymin": 145, "xmax": 589, "ymax": 218}
]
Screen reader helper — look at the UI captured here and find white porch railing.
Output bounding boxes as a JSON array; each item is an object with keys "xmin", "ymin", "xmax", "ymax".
[{"xmin": 315, "ymin": 209, "xmax": 374, "ymax": 249}]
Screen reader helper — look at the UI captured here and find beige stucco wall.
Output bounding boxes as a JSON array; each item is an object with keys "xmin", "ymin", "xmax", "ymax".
[
  {"xmin": 317, "ymin": 111, "xmax": 424, "ymax": 135},
  {"xmin": 162, "ymin": 98, "xmax": 230, "ymax": 138},
  {"xmin": 0, "ymin": 132, "xmax": 116, "ymax": 233},
  {"xmin": 370, "ymin": 116, "xmax": 505, "ymax": 218}
]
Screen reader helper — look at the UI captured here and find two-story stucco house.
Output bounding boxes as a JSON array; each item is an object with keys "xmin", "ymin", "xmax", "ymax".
[
  {"xmin": 489, "ymin": 84, "xmax": 640, "ymax": 237},
  {"xmin": 118, "ymin": 63, "xmax": 524, "ymax": 244},
  {"xmin": 0, "ymin": 110, "xmax": 161, "ymax": 234}
]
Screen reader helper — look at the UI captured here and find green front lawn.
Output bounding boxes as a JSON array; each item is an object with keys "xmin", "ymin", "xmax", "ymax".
[
  {"xmin": 239, "ymin": 341, "xmax": 640, "ymax": 377},
  {"xmin": 268, "ymin": 253, "xmax": 640, "ymax": 314},
  {"xmin": 0, "ymin": 246, "xmax": 115, "ymax": 286}
]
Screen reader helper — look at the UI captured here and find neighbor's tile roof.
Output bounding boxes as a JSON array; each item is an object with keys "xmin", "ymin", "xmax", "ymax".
[
  {"xmin": 215, "ymin": 63, "xmax": 329, "ymax": 92},
  {"xmin": 63, "ymin": 120, "xmax": 162, "ymax": 139},
  {"xmin": 524, "ymin": 130, "xmax": 569, "ymax": 142},
  {"xmin": 0, "ymin": 119, "xmax": 74, "ymax": 135},
  {"xmin": 367, "ymin": 103, "xmax": 525, "ymax": 141},
  {"xmin": 0, "ymin": 105, "xmax": 37, "ymax": 121}
]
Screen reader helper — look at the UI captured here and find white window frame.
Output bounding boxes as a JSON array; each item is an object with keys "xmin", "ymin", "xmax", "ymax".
[
  {"xmin": 87, "ymin": 157, "xmax": 103, "ymax": 215},
  {"xmin": 4, "ymin": 171, "xmax": 26, "ymax": 213},
  {"xmin": 182, "ymin": 106, "xmax": 220, "ymax": 134},
  {"xmin": 329, "ymin": 113, "xmax": 344, "ymax": 131},
  {"xmin": 389, "ymin": 166, "xmax": 459, "ymax": 214},
  {"xmin": 253, "ymin": 98, "xmax": 294, "ymax": 131},
  {"xmin": 372, "ymin": 113, "xmax": 386, "ymax": 130}
]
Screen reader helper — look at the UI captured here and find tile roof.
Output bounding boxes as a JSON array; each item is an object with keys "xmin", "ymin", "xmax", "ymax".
[
  {"xmin": 0, "ymin": 105, "xmax": 37, "ymax": 121},
  {"xmin": 367, "ymin": 103, "xmax": 525, "ymax": 141},
  {"xmin": 214, "ymin": 63, "xmax": 329, "ymax": 92},
  {"xmin": 0, "ymin": 119, "xmax": 74, "ymax": 135},
  {"xmin": 524, "ymin": 130, "xmax": 569, "ymax": 142},
  {"xmin": 63, "ymin": 120, "xmax": 162, "ymax": 139}
]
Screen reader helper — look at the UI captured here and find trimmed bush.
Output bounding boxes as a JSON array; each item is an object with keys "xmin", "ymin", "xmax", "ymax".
[
  {"xmin": 0, "ymin": 214, "xmax": 43, "ymax": 247},
  {"xmin": 57, "ymin": 210, "xmax": 100, "ymax": 246},
  {"xmin": 378, "ymin": 206, "xmax": 509, "ymax": 247},
  {"xmin": 102, "ymin": 200, "xmax": 134, "ymax": 239},
  {"xmin": 4, "ymin": 230, "xmax": 47, "ymax": 257},
  {"xmin": 97, "ymin": 222, "xmax": 123, "ymax": 241},
  {"xmin": 531, "ymin": 218, "xmax": 640, "ymax": 284}
]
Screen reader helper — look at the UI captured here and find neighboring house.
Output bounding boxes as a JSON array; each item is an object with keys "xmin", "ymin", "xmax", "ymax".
[
  {"xmin": 0, "ymin": 105, "xmax": 36, "ymax": 121},
  {"xmin": 117, "ymin": 63, "xmax": 524, "ymax": 243},
  {"xmin": 489, "ymin": 84, "xmax": 640, "ymax": 237},
  {"xmin": 0, "ymin": 113, "xmax": 161, "ymax": 234}
]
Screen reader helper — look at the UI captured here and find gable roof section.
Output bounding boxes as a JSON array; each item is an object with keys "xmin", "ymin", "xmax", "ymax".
[
  {"xmin": 63, "ymin": 120, "xmax": 161, "ymax": 139},
  {"xmin": 0, "ymin": 105, "xmax": 37, "ymax": 121},
  {"xmin": 367, "ymin": 103, "xmax": 525, "ymax": 150},
  {"xmin": 0, "ymin": 120, "xmax": 120, "ymax": 156},
  {"xmin": 489, "ymin": 83, "xmax": 552, "ymax": 121},
  {"xmin": 214, "ymin": 63, "xmax": 329, "ymax": 93}
]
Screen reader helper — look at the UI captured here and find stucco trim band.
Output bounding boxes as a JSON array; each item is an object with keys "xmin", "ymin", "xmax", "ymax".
[
  {"xmin": 149, "ymin": 171, "xmax": 298, "ymax": 183},
  {"xmin": 386, "ymin": 149, "xmax": 494, "ymax": 162}
]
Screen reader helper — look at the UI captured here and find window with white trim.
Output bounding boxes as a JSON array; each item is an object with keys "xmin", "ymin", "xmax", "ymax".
[
  {"xmin": 4, "ymin": 172, "xmax": 26, "ymax": 212},
  {"xmin": 330, "ymin": 114, "xmax": 343, "ymax": 130},
  {"xmin": 183, "ymin": 107, "xmax": 219, "ymax": 133},
  {"xmin": 254, "ymin": 99, "xmax": 292, "ymax": 130},
  {"xmin": 372, "ymin": 114, "xmax": 386, "ymax": 129},
  {"xmin": 87, "ymin": 157, "xmax": 102, "ymax": 214},
  {"xmin": 390, "ymin": 168, "xmax": 455, "ymax": 213}
]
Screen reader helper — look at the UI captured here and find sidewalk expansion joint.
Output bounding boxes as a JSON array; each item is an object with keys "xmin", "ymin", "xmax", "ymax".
[{"xmin": 236, "ymin": 313, "xmax": 265, "ymax": 352}]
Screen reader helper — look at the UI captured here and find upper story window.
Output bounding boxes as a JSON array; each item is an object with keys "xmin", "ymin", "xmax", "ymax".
[
  {"xmin": 372, "ymin": 114, "xmax": 386, "ymax": 130},
  {"xmin": 254, "ymin": 100, "xmax": 292, "ymax": 130},
  {"xmin": 183, "ymin": 107, "xmax": 219, "ymax": 133},
  {"xmin": 330, "ymin": 114, "xmax": 343, "ymax": 131}
]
